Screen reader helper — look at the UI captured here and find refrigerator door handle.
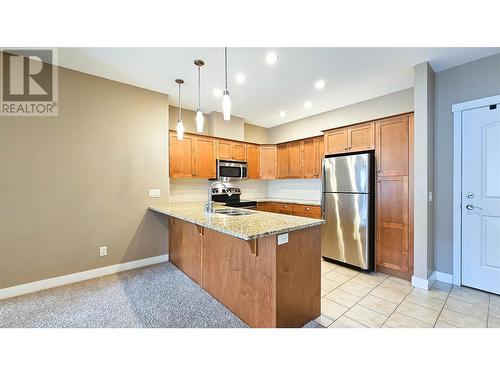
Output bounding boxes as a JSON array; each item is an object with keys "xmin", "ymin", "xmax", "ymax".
[{"xmin": 320, "ymin": 158, "xmax": 325, "ymax": 219}]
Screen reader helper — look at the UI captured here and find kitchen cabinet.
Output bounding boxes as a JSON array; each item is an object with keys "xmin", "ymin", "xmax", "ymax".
[
  {"xmin": 303, "ymin": 137, "xmax": 324, "ymax": 178},
  {"xmin": 375, "ymin": 114, "xmax": 413, "ymax": 280},
  {"xmin": 278, "ymin": 202, "xmax": 293, "ymax": 215},
  {"xmin": 168, "ymin": 217, "xmax": 202, "ymax": 284},
  {"xmin": 324, "ymin": 122, "xmax": 374, "ymax": 155},
  {"xmin": 169, "ymin": 132, "xmax": 194, "ymax": 178},
  {"xmin": 292, "ymin": 204, "xmax": 321, "ymax": 219},
  {"xmin": 247, "ymin": 144, "xmax": 260, "ymax": 179},
  {"xmin": 259, "ymin": 145, "xmax": 277, "ymax": 179},
  {"xmin": 217, "ymin": 139, "xmax": 247, "ymax": 161},
  {"xmin": 277, "ymin": 142, "xmax": 303, "ymax": 179},
  {"xmin": 169, "ymin": 132, "xmax": 216, "ymax": 178}
]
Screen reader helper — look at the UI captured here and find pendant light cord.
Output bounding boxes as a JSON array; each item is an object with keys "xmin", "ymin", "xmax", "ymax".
[
  {"xmin": 178, "ymin": 82, "xmax": 182, "ymax": 121},
  {"xmin": 224, "ymin": 47, "xmax": 228, "ymax": 90},
  {"xmin": 198, "ymin": 66, "xmax": 201, "ymax": 107}
]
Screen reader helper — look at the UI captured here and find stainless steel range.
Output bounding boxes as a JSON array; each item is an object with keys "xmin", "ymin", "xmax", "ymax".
[{"xmin": 210, "ymin": 187, "xmax": 257, "ymax": 208}]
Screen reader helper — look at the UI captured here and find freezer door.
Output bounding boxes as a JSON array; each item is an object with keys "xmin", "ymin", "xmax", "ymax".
[
  {"xmin": 323, "ymin": 153, "xmax": 371, "ymax": 193},
  {"xmin": 321, "ymin": 192, "xmax": 370, "ymax": 269}
]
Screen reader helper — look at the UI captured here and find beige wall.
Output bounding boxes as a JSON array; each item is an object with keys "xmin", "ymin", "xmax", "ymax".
[
  {"xmin": 413, "ymin": 62, "xmax": 435, "ymax": 281},
  {"xmin": 207, "ymin": 111, "xmax": 245, "ymax": 141},
  {"xmin": 244, "ymin": 123, "xmax": 269, "ymax": 144},
  {"xmin": 0, "ymin": 66, "xmax": 170, "ymax": 289},
  {"xmin": 434, "ymin": 53, "xmax": 500, "ymax": 274},
  {"xmin": 268, "ymin": 88, "xmax": 414, "ymax": 143}
]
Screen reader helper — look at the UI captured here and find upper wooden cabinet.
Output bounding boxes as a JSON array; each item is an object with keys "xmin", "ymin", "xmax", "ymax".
[
  {"xmin": 169, "ymin": 132, "xmax": 195, "ymax": 178},
  {"xmin": 375, "ymin": 116, "xmax": 408, "ymax": 177},
  {"xmin": 169, "ymin": 132, "xmax": 216, "ymax": 178},
  {"xmin": 324, "ymin": 122, "xmax": 374, "ymax": 155},
  {"xmin": 217, "ymin": 139, "xmax": 247, "ymax": 161},
  {"xmin": 247, "ymin": 144, "xmax": 260, "ymax": 179},
  {"xmin": 303, "ymin": 137, "xmax": 324, "ymax": 178},
  {"xmin": 277, "ymin": 142, "xmax": 303, "ymax": 179},
  {"xmin": 260, "ymin": 145, "xmax": 277, "ymax": 179},
  {"xmin": 277, "ymin": 144, "xmax": 290, "ymax": 179}
]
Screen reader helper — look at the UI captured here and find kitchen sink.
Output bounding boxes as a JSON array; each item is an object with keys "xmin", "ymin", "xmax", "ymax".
[{"xmin": 213, "ymin": 208, "xmax": 256, "ymax": 216}]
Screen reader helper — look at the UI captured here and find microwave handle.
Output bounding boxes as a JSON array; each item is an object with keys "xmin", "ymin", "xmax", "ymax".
[{"xmin": 240, "ymin": 165, "xmax": 243, "ymax": 178}]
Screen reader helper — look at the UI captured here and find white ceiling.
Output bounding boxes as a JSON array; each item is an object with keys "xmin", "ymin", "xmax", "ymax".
[{"xmin": 58, "ymin": 47, "xmax": 500, "ymax": 127}]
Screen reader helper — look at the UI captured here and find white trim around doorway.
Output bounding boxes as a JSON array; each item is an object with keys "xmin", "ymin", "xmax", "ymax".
[{"xmin": 451, "ymin": 93, "xmax": 500, "ymax": 286}]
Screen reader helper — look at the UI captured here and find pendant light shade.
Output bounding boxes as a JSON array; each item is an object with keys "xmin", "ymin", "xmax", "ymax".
[
  {"xmin": 175, "ymin": 79, "xmax": 185, "ymax": 140},
  {"xmin": 222, "ymin": 47, "xmax": 231, "ymax": 121},
  {"xmin": 194, "ymin": 59, "xmax": 205, "ymax": 132}
]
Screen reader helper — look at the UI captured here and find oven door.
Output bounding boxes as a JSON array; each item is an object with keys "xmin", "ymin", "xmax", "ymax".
[{"xmin": 217, "ymin": 160, "xmax": 248, "ymax": 181}]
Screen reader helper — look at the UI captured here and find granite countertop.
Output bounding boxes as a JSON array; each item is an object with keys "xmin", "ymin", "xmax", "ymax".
[
  {"xmin": 149, "ymin": 202, "xmax": 325, "ymax": 241},
  {"xmin": 251, "ymin": 198, "xmax": 321, "ymax": 206}
]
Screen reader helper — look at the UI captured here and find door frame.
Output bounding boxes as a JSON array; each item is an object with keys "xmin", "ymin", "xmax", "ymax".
[{"xmin": 451, "ymin": 93, "xmax": 500, "ymax": 286}]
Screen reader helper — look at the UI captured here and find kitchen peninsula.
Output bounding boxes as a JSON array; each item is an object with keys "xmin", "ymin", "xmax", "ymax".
[{"xmin": 149, "ymin": 202, "xmax": 324, "ymax": 328}]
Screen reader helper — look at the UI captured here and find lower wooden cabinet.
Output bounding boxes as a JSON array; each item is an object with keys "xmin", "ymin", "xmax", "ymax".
[
  {"xmin": 168, "ymin": 217, "xmax": 202, "ymax": 284},
  {"xmin": 254, "ymin": 202, "xmax": 321, "ymax": 219}
]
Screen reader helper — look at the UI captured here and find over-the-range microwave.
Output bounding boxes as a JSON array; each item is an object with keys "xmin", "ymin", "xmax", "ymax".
[{"xmin": 216, "ymin": 159, "xmax": 248, "ymax": 181}]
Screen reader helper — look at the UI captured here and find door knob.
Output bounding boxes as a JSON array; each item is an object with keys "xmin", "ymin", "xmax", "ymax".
[{"xmin": 465, "ymin": 204, "xmax": 482, "ymax": 210}]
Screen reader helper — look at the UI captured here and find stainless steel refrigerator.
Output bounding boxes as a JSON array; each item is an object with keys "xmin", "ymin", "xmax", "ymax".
[{"xmin": 321, "ymin": 152, "xmax": 374, "ymax": 271}]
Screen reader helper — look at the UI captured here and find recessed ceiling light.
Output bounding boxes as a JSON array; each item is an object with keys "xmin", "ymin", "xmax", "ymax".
[
  {"xmin": 213, "ymin": 88, "xmax": 223, "ymax": 98},
  {"xmin": 236, "ymin": 73, "xmax": 246, "ymax": 84},
  {"xmin": 279, "ymin": 111, "xmax": 286, "ymax": 118},
  {"xmin": 265, "ymin": 52, "xmax": 278, "ymax": 65},
  {"xmin": 304, "ymin": 101, "xmax": 312, "ymax": 109},
  {"xmin": 314, "ymin": 80, "xmax": 325, "ymax": 90}
]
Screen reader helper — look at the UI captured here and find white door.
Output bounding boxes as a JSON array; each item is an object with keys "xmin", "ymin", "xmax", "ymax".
[{"xmin": 462, "ymin": 104, "xmax": 500, "ymax": 295}]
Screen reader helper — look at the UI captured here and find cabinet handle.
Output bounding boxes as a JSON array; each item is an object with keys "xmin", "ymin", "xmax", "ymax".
[
  {"xmin": 377, "ymin": 180, "xmax": 381, "ymax": 183},
  {"xmin": 376, "ymin": 170, "xmax": 381, "ymax": 173},
  {"xmin": 192, "ymin": 172, "xmax": 195, "ymax": 176},
  {"xmin": 305, "ymin": 207, "xmax": 310, "ymax": 211}
]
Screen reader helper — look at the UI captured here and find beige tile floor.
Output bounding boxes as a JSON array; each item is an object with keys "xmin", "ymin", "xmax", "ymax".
[{"xmin": 318, "ymin": 259, "xmax": 500, "ymax": 328}]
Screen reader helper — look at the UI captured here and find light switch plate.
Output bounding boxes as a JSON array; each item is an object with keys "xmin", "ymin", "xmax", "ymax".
[
  {"xmin": 149, "ymin": 189, "xmax": 161, "ymax": 198},
  {"xmin": 277, "ymin": 233, "xmax": 289, "ymax": 245},
  {"xmin": 99, "ymin": 246, "xmax": 107, "ymax": 257}
]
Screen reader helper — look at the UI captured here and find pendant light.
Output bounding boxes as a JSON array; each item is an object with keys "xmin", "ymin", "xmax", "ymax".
[
  {"xmin": 194, "ymin": 59, "xmax": 205, "ymax": 132},
  {"xmin": 222, "ymin": 47, "xmax": 231, "ymax": 121},
  {"xmin": 175, "ymin": 79, "xmax": 185, "ymax": 140}
]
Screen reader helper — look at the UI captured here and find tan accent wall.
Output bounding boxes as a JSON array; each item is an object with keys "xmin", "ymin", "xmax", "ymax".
[
  {"xmin": 0, "ymin": 66, "xmax": 170, "ymax": 289},
  {"xmin": 244, "ymin": 123, "xmax": 270, "ymax": 144},
  {"xmin": 268, "ymin": 88, "xmax": 414, "ymax": 144}
]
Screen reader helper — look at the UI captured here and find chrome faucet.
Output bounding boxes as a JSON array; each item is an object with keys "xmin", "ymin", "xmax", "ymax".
[{"xmin": 206, "ymin": 181, "xmax": 232, "ymax": 213}]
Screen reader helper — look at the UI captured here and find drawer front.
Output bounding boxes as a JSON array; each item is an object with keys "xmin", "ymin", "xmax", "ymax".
[
  {"xmin": 278, "ymin": 203, "xmax": 293, "ymax": 214},
  {"xmin": 268, "ymin": 202, "xmax": 279, "ymax": 213},
  {"xmin": 292, "ymin": 204, "xmax": 321, "ymax": 219}
]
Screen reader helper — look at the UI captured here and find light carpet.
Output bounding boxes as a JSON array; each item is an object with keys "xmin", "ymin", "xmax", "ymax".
[{"xmin": 0, "ymin": 262, "xmax": 322, "ymax": 328}]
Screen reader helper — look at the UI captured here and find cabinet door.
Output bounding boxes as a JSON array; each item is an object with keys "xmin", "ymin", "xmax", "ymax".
[
  {"xmin": 247, "ymin": 145, "xmax": 260, "ymax": 179},
  {"xmin": 255, "ymin": 202, "xmax": 269, "ymax": 211},
  {"xmin": 375, "ymin": 116, "xmax": 409, "ymax": 176},
  {"xmin": 292, "ymin": 204, "xmax": 321, "ymax": 218},
  {"xmin": 302, "ymin": 139, "xmax": 317, "ymax": 178},
  {"xmin": 277, "ymin": 144, "xmax": 289, "ymax": 179},
  {"xmin": 317, "ymin": 137, "xmax": 324, "ymax": 176},
  {"xmin": 324, "ymin": 128, "xmax": 348, "ymax": 155},
  {"xmin": 376, "ymin": 176, "xmax": 409, "ymax": 274},
  {"xmin": 217, "ymin": 139, "xmax": 232, "ymax": 160},
  {"xmin": 260, "ymin": 145, "xmax": 277, "ymax": 179},
  {"xmin": 268, "ymin": 202, "xmax": 279, "ymax": 213},
  {"xmin": 168, "ymin": 217, "xmax": 202, "ymax": 284},
  {"xmin": 232, "ymin": 142, "xmax": 247, "ymax": 161},
  {"xmin": 288, "ymin": 141, "xmax": 303, "ymax": 178},
  {"xmin": 348, "ymin": 122, "xmax": 374, "ymax": 152},
  {"xmin": 194, "ymin": 137, "xmax": 216, "ymax": 178},
  {"xmin": 169, "ymin": 132, "xmax": 194, "ymax": 178},
  {"xmin": 278, "ymin": 203, "xmax": 293, "ymax": 215}
]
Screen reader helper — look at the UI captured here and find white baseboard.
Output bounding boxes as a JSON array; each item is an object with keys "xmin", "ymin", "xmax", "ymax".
[
  {"xmin": 412, "ymin": 270, "xmax": 454, "ymax": 290},
  {"xmin": 431, "ymin": 271, "xmax": 454, "ymax": 284},
  {"xmin": 411, "ymin": 275, "xmax": 434, "ymax": 290},
  {"xmin": 0, "ymin": 254, "xmax": 169, "ymax": 301}
]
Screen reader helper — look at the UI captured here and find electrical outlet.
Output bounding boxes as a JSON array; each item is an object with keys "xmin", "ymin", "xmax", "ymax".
[
  {"xmin": 99, "ymin": 246, "xmax": 108, "ymax": 257},
  {"xmin": 277, "ymin": 233, "xmax": 289, "ymax": 245},
  {"xmin": 149, "ymin": 189, "xmax": 161, "ymax": 198}
]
